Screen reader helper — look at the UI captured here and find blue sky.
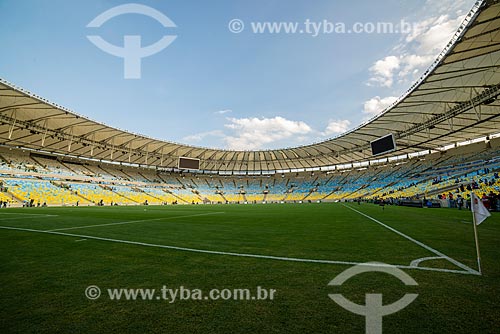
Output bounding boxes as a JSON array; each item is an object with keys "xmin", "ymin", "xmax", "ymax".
[{"xmin": 0, "ymin": 0, "xmax": 475, "ymax": 150}]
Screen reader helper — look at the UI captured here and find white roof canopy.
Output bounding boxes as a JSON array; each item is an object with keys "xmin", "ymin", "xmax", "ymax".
[{"xmin": 0, "ymin": 0, "xmax": 499, "ymax": 172}]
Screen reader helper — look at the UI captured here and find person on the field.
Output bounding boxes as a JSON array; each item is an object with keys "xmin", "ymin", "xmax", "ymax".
[{"xmin": 457, "ymin": 195, "xmax": 464, "ymax": 210}]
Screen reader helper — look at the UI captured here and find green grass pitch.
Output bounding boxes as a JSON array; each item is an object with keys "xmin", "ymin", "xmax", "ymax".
[{"xmin": 0, "ymin": 203, "xmax": 499, "ymax": 333}]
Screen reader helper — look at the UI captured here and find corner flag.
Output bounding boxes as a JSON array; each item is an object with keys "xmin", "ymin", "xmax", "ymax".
[
  {"xmin": 470, "ymin": 192, "xmax": 490, "ymax": 274},
  {"xmin": 471, "ymin": 193, "xmax": 491, "ymax": 225}
]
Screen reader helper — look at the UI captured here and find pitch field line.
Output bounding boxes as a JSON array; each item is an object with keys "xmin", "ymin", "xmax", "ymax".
[
  {"xmin": 342, "ymin": 204, "xmax": 480, "ymax": 275},
  {"xmin": 0, "ymin": 213, "xmax": 58, "ymax": 222},
  {"xmin": 45, "ymin": 212, "xmax": 225, "ymax": 232},
  {"xmin": 0, "ymin": 212, "xmax": 58, "ymax": 217},
  {"xmin": 0, "ymin": 225, "xmax": 477, "ymax": 276},
  {"xmin": 410, "ymin": 256, "xmax": 445, "ymax": 267},
  {"xmin": 0, "ymin": 216, "xmax": 54, "ymax": 221}
]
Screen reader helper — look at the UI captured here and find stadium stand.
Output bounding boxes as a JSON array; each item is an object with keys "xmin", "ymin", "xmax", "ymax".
[
  {"xmin": 0, "ymin": 0, "xmax": 499, "ymax": 210},
  {"xmin": 0, "ymin": 138, "xmax": 498, "ymax": 210}
]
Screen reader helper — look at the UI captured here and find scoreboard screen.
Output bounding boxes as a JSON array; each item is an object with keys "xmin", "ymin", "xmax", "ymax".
[
  {"xmin": 370, "ymin": 134, "xmax": 396, "ymax": 156},
  {"xmin": 178, "ymin": 157, "xmax": 200, "ymax": 170}
]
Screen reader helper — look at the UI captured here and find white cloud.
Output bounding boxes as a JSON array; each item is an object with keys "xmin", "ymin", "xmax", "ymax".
[
  {"xmin": 182, "ymin": 116, "xmax": 363, "ymax": 149},
  {"xmin": 367, "ymin": 4, "xmax": 470, "ymax": 88},
  {"xmin": 214, "ymin": 109, "xmax": 232, "ymax": 115},
  {"xmin": 398, "ymin": 54, "xmax": 435, "ymax": 78},
  {"xmin": 405, "ymin": 16, "xmax": 437, "ymax": 44},
  {"xmin": 363, "ymin": 96, "xmax": 398, "ymax": 117},
  {"xmin": 182, "ymin": 130, "xmax": 224, "ymax": 143},
  {"xmin": 322, "ymin": 119, "xmax": 351, "ymax": 136},
  {"xmin": 414, "ymin": 15, "xmax": 466, "ymax": 55},
  {"xmin": 223, "ymin": 116, "xmax": 312, "ymax": 150},
  {"xmin": 183, "ymin": 116, "xmax": 351, "ymax": 150},
  {"xmin": 424, "ymin": 0, "xmax": 470, "ymax": 17},
  {"xmin": 368, "ymin": 56, "xmax": 400, "ymax": 87}
]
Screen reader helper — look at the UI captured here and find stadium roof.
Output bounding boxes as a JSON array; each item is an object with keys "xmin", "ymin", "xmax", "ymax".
[{"xmin": 0, "ymin": 0, "xmax": 499, "ymax": 173}]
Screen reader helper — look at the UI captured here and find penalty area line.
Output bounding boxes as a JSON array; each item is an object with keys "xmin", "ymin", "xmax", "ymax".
[
  {"xmin": 0, "ymin": 225, "xmax": 477, "ymax": 276},
  {"xmin": 342, "ymin": 204, "xmax": 480, "ymax": 275}
]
